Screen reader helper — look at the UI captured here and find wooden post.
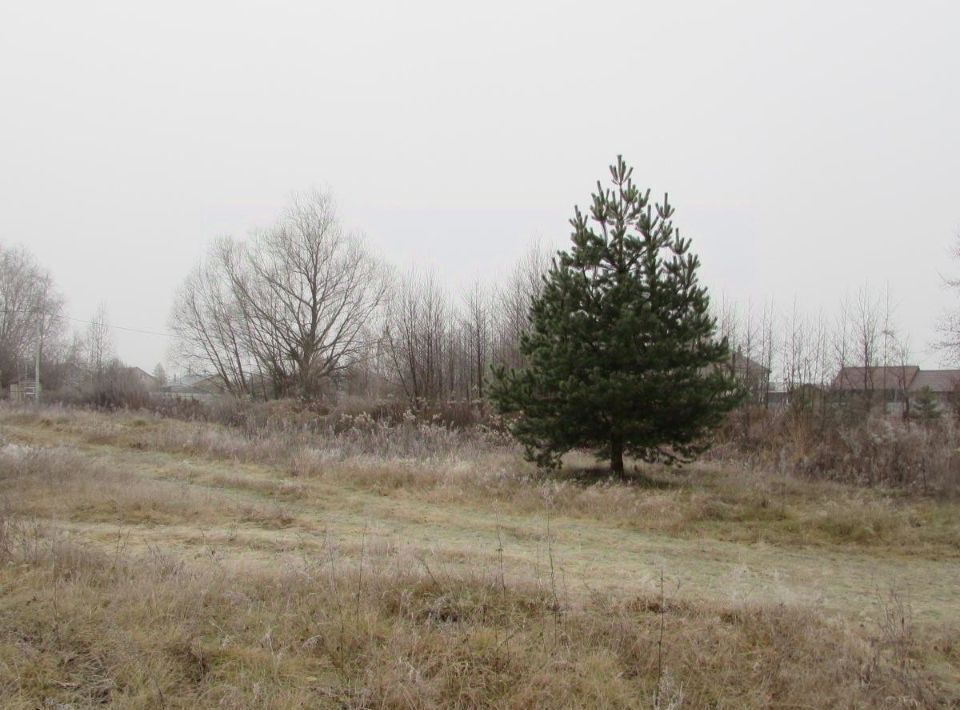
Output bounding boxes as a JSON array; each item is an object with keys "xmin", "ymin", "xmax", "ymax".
[{"xmin": 34, "ymin": 317, "xmax": 42, "ymax": 403}]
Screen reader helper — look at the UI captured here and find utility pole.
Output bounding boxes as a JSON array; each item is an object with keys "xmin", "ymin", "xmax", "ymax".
[{"xmin": 35, "ymin": 317, "xmax": 42, "ymax": 404}]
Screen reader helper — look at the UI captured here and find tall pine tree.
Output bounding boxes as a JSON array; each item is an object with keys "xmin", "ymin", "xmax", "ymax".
[{"xmin": 491, "ymin": 157, "xmax": 740, "ymax": 474}]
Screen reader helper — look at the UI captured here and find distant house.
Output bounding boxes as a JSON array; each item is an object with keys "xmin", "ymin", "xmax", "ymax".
[
  {"xmin": 831, "ymin": 365, "xmax": 919, "ymax": 396},
  {"xmin": 701, "ymin": 348, "xmax": 772, "ymax": 405},
  {"xmin": 831, "ymin": 365, "xmax": 916, "ymax": 415},
  {"xmin": 831, "ymin": 365, "xmax": 960, "ymax": 415},
  {"xmin": 159, "ymin": 372, "xmax": 226, "ymax": 400},
  {"xmin": 727, "ymin": 348, "xmax": 771, "ymax": 404},
  {"xmin": 729, "ymin": 349, "xmax": 769, "ymax": 378},
  {"xmin": 907, "ymin": 369, "xmax": 960, "ymax": 411},
  {"xmin": 124, "ymin": 367, "xmax": 160, "ymax": 392}
]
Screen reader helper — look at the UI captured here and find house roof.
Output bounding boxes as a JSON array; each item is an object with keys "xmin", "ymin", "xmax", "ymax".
[
  {"xmin": 909, "ymin": 370, "xmax": 960, "ymax": 393},
  {"xmin": 164, "ymin": 372, "xmax": 224, "ymax": 394},
  {"xmin": 178, "ymin": 373, "xmax": 218, "ymax": 387},
  {"xmin": 831, "ymin": 366, "xmax": 919, "ymax": 391},
  {"xmin": 124, "ymin": 366, "xmax": 157, "ymax": 381},
  {"xmin": 730, "ymin": 350, "xmax": 770, "ymax": 376}
]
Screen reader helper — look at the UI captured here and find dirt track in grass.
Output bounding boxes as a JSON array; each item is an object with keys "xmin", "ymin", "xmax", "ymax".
[{"xmin": 5, "ymin": 415, "xmax": 959, "ymax": 627}]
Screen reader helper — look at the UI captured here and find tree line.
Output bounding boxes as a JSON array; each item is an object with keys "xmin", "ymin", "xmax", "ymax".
[
  {"xmin": 170, "ymin": 191, "xmax": 552, "ymax": 405},
  {"xmin": 170, "ymin": 189, "xmax": 931, "ymax": 410},
  {"xmin": 2, "ymin": 189, "xmax": 955, "ymax": 412},
  {"xmin": 0, "ymin": 243, "xmax": 153, "ymax": 403}
]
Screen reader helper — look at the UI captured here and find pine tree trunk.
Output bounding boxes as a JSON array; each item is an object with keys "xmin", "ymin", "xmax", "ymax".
[{"xmin": 610, "ymin": 438, "xmax": 625, "ymax": 476}]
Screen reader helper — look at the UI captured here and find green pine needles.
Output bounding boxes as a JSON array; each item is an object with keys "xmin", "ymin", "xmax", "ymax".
[
  {"xmin": 911, "ymin": 386, "xmax": 942, "ymax": 424},
  {"xmin": 491, "ymin": 156, "xmax": 741, "ymax": 474}
]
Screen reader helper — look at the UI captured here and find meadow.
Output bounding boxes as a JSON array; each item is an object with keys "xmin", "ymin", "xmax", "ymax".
[{"xmin": 0, "ymin": 404, "xmax": 958, "ymax": 707}]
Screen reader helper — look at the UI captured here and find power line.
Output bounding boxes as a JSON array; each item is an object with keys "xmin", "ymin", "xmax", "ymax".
[
  {"xmin": 60, "ymin": 315, "xmax": 176, "ymax": 338},
  {"xmin": 2, "ymin": 308, "xmax": 177, "ymax": 338}
]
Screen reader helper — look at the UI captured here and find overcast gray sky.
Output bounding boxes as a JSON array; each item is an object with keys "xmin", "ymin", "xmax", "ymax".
[{"xmin": 2, "ymin": 0, "xmax": 958, "ymax": 370}]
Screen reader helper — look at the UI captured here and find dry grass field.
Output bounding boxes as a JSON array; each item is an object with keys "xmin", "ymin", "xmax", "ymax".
[{"xmin": 1, "ymin": 405, "xmax": 959, "ymax": 707}]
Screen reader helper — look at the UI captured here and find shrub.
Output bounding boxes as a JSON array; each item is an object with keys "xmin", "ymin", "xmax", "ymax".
[{"xmin": 711, "ymin": 407, "xmax": 960, "ymax": 494}]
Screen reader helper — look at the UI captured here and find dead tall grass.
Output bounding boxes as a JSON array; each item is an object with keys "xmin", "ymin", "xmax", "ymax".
[
  {"xmin": 4, "ymin": 405, "xmax": 960, "ymax": 557},
  {"xmin": 712, "ymin": 407, "xmax": 960, "ymax": 494},
  {"xmin": 0, "ymin": 514, "xmax": 951, "ymax": 708},
  {"xmin": 1, "ymin": 404, "xmax": 959, "ymax": 705},
  {"xmin": 0, "ymin": 443, "xmax": 299, "ymax": 529}
]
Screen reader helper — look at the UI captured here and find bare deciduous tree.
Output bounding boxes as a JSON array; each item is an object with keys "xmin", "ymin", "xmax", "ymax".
[
  {"xmin": 492, "ymin": 240, "xmax": 549, "ymax": 369},
  {"xmin": 171, "ymin": 240, "xmax": 254, "ymax": 396},
  {"xmin": 0, "ymin": 244, "xmax": 64, "ymax": 388},
  {"xmin": 171, "ymin": 191, "xmax": 388, "ymax": 400},
  {"xmin": 383, "ymin": 270, "xmax": 449, "ymax": 405},
  {"xmin": 936, "ymin": 232, "xmax": 960, "ymax": 363},
  {"xmin": 86, "ymin": 303, "xmax": 113, "ymax": 381},
  {"xmin": 852, "ymin": 286, "xmax": 882, "ymax": 395},
  {"xmin": 246, "ymin": 193, "xmax": 388, "ymax": 398},
  {"xmin": 463, "ymin": 281, "xmax": 489, "ymax": 403}
]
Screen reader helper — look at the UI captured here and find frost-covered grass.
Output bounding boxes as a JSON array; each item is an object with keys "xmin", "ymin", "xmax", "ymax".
[{"xmin": 0, "ymin": 404, "xmax": 958, "ymax": 707}]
